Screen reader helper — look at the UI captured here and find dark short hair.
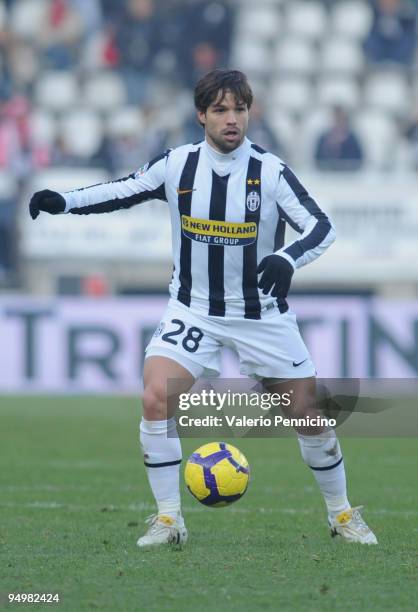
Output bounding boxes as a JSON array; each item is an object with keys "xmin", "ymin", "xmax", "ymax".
[{"xmin": 194, "ymin": 69, "xmax": 253, "ymax": 115}]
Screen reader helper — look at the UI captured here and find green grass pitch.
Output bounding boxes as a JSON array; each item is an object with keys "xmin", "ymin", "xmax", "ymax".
[{"xmin": 0, "ymin": 396, "xmax": 416, "ymax": 611}]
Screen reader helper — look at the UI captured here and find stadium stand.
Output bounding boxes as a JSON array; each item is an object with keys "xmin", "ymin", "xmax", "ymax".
[
  {"xmin": 321, "ymin": 38, "xmax": 365, "ymax": 75},
  {"xmin": 285, "ymin": 1, "xmax": 328, "ymax": 40},
  {"xmin": 34, "ymin": 71, "xmax": 80, "ymax": 112},
  {"xmin": 330, "ymin": 0, "xmax": 374, "ymax": 39},
  {"xmin": 275, "ymin": 38, "xmax": 318, "ymax": 77}
]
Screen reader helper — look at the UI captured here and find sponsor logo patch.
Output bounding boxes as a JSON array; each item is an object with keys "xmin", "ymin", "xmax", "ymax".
[{"xmin": 181, "ymin": 215, "xmax": 257, "ymax": 246}]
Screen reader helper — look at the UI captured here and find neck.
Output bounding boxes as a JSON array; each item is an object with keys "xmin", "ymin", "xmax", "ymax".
[{"xmin": 204, "ymin": 137, "xmax": 249, "ymax": 160}]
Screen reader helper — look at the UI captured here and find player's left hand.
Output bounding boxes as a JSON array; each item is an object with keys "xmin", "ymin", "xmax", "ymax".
[{"xmin": 257, "ymin": 254, "xmax": 294, "ymax": 298}]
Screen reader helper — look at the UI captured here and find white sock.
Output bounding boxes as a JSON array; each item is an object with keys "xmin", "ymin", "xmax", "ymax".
[
  {"xmin": 139, "ymin": 418, "xmax": 182, "ymax": 519},
  {"xmin": 297, "ymin": 430, "xmax": 350, "ymax": 518}
]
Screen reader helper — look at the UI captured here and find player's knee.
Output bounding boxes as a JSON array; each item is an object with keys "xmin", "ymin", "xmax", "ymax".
[
  {"xmin": 142, "ymin": 383, "xmax": 168, "ymax": 420},
  {"xmin": 282, "ymin": 391, "xmax": 325, "ymax": 434},
  {"xmin": 283, "ymin": 392, "xmax": 316, "ymax": 420}
]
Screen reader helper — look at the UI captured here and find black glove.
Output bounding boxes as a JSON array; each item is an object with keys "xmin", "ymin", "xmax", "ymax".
[
  {"xmin": 29, "ymin": 189, "xmax": 66, "ymax": 220},
  {"xmin": 257, "ymin": 254, "xmax": 294, "ymax": 298}
]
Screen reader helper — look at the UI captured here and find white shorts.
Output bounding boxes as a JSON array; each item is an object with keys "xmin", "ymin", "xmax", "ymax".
[{"xmin": 145, "ymin": 299, "xmax": 315, "ymax": 380}]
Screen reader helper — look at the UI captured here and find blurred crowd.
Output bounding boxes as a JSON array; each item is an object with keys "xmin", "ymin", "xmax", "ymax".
[
  {"xmin": 1, "ymin": 0, "xmax": 418, "ymax": 179},
  {"xmin": 0, "ymin": 0, "xmax": 234, "ymax": 181},
  {"xmin": 0, "ymin": 0, "xmax": 418, "ymax": 283}
]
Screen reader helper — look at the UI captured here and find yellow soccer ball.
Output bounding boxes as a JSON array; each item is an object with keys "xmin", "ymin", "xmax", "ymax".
[{"xmin": 184, "ymin": 442, "xmax": 250, "ymax": 507}]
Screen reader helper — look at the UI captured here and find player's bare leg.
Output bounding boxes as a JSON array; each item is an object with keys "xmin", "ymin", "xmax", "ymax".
[
  {"xmin": 263, "ymin": 377, "xmax": 377, "ymax": 544},
  {"xmin": 137, "ymin": 356, "xmax": 195, "ymax": 548}
]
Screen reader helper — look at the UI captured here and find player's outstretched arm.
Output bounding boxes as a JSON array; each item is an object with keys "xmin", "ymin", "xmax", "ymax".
[
  {"xmin": 29, "ymin": 190, "xmax": 66, "ymax": 219},
  {"xmin": 29, "ymin": 150, "xmax": 170, "ymax": 220}
]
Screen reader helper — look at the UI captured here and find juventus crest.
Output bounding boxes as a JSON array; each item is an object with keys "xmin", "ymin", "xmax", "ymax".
[{"xmin": 246, "ymin": 191, "xmax": 260, "ymax": 212}]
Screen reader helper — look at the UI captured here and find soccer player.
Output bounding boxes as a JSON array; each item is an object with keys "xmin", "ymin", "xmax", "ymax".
[{"xmin": 30, "ymin": 69, "xmax": 377, "ymax": 546}]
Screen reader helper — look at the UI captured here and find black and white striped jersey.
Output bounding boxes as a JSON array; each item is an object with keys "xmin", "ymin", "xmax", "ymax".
[{"xmin": 61, "ymin": 138, "xmax": 335, "ymax": 319}]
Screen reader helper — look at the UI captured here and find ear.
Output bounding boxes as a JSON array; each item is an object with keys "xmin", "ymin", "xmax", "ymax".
[{"xmin": 197, "ymin": 110, "xmax": 206, "ymax": 127}]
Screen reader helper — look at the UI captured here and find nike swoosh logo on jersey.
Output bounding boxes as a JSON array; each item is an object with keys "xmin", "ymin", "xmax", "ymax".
[
  {"xmin": 293, "ymin": 359, "xmax": 308, "ymax": 367},
  {"xmin": 177, "ymin": 188, "xmax": 196, "ymax": 195}
]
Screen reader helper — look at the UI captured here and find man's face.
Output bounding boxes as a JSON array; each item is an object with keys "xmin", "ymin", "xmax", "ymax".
[{"xmin": 197, "ymin": 90, "xmax": 249, "ymax": 153}]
